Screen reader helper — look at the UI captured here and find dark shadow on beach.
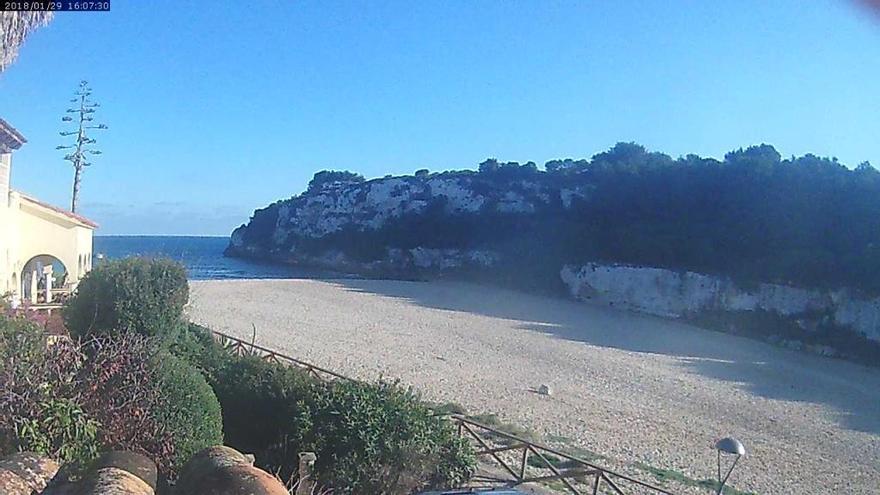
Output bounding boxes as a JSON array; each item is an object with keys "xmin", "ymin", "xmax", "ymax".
[{"xmin": 322, "ymin": 277, "xmax": 880, "ymax": 436}]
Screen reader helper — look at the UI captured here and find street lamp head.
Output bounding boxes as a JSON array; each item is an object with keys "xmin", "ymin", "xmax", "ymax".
[{"xmin": 715, "ymin": 437, "xmax": 745, "ymax": 456}]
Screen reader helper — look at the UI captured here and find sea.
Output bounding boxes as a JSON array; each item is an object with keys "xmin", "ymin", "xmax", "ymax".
[{"xmin": 93, "ymin": 236, "xmax": 334, "ymax": 280}]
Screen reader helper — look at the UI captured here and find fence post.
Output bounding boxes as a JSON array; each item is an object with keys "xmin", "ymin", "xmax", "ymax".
[
  {"xmin": 519, "ymin": 446, "xmax": 529, "ymax": 481},
  {"xmin": 296, "ymin": 452, "xmax": 317, "ymax": 495}
]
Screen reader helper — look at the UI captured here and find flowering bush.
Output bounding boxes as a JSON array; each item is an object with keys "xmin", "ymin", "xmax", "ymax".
[{"xmin": 2, "ymin": 296, "xmax": 68, "ymax": 335}]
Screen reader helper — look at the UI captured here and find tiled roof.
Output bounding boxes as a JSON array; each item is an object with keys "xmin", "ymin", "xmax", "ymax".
[{"xmin": 18, "ymin": 192, "xmax": 99, "ymax": 229}]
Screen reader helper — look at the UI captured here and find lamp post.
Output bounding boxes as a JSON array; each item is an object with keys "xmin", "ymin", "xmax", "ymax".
[{"xmin": 715, "ymin": 437, "xmax": 745, "ymax": 495}]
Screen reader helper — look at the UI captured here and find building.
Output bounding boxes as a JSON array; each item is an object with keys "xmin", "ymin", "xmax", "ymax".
[{"xmin": 0, "ymin": 118, "xmax": 97, "ymax": 305}]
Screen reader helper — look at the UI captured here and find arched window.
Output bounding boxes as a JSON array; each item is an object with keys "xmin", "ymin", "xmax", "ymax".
[{"xmin": 20, "ymin": 255, "xmax": 67, "ymax": 304}]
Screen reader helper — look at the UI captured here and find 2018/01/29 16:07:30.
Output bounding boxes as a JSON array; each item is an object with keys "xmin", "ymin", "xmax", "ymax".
[{"xmin": 1, "ymin": 1, "xmax": 109, "ymax": 11}]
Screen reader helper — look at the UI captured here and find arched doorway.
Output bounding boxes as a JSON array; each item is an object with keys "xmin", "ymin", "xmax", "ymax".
[{"xmin": 21, "ymin": 254, "xmax": 68, "ymax": 305}]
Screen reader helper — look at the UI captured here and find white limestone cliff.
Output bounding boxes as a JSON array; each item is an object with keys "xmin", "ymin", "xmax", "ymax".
[{"xmin": 561, "ymin": 263, "xmax": 880, "ymax": 342}]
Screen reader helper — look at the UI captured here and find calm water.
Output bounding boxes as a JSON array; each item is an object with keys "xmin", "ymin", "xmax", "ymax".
[{"xmin": 93, "ymin": 236, "xmax": 336, "ymax": 280}]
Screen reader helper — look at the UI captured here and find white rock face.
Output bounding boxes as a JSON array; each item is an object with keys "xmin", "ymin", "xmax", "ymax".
[
  {"xmin": 270, "ymin": 175, "xmax": 554, "ymax": 241},
  {"xmin": 426, "ymin": 177, "xmax": 485, "ymax": 213},
  {"xmin": 278, "ymin": 179, "xmax": 432, "ymax": 238},
  {"xmin": 561, "ymin": 263, "xmax": 880, "ymax": 342}
]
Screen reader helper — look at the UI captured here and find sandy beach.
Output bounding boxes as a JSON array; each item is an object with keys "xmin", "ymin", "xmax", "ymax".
[{"xmin": 188, "ymin": 278, "xmax": 880, "ymax": 495}]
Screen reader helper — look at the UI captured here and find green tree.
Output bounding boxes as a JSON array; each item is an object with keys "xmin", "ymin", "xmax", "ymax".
[
  {"xmin": 478, "ymin": 158, "xmax": 500, "ymax": 173},
  {"xmin": 308, "ymin": 170, "xmax": 365, "ymax": 191}
]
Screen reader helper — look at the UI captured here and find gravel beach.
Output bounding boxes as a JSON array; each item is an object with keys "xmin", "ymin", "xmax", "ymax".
[{"xmin": 188, "ymin": 278, "xmax": 880, "ymax": 494}]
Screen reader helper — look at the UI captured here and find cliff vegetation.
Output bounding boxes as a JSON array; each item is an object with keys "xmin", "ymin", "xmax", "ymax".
[{"xmin": 228, "ymin": 142, "xmax": 880, "ymax": 296}]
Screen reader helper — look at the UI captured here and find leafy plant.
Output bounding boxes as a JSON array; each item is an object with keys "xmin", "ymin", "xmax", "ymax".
[
  {"xmin": 15, "ymin": 398, "xmax": 100, "ymax": 465},
  {"xmin": 64, "ymin": 257, "xmax": 188, "ymax": 340},
  {"xmin": 0, "ymin": 317, "xmax": 90, "ymax": 464},
  {"xmin": 306, "ymin": 379, "xmax": 475, "ymax": 494},
  {"xmin": 167, "ymin": 323, "xmax": 230, "ymax": 382},
  {"xmin": 0, "ymin": 321, "xmax": 221, "ymax": 478},
  {"xmin": 208, "ymin": 354, "xmax": 316, "ymax": 472},
  {"xmin": 74, "ymin": 334, "xmax": 222, "ymax": 476}
]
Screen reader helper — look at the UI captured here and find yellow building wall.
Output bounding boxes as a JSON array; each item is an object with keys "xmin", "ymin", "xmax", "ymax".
[
  {"xmin": 1, "ymin": 149, "xmax": 95, "ymax": 301},
  {"xmin": 17, "ymin": 201, "xmax": 92, "ymax": 280},
  {"xmin": 2, "ymin": 193, "xmax": 94, "ymax": 300}
]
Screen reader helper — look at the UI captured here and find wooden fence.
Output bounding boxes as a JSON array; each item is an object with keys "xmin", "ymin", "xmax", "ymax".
[
  {"xmin": 211, "ymin": 330, "xmax": 354, "ymax": 382},
  {"xmin": 452, "ymin": 415, "xmax": 675, "ymax": 495}
]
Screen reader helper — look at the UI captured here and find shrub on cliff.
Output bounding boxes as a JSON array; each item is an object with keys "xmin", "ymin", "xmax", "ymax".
[
  {"xmin": 64, "ymin": 257, "xmax": 188, "ymax": 340},
  {"xmin": 308, "ymin": 170, "xmax": 365, "ymax": 191}
]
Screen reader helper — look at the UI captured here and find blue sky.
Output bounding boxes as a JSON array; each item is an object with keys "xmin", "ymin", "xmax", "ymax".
[{"xmin": 1, "ymin": 0, "xmax": 878, "ymax": 235}]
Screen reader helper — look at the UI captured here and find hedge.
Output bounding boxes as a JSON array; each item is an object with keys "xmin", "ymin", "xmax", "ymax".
[
  {"xmin": 64, "ymin": 257, "xmax": 188, "ymax": 340},
  {"xmin": 152, "ymin": 353, "xmax": 224, "ymax": 472}
]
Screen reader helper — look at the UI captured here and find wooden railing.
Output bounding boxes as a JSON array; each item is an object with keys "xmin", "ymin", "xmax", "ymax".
[
  {"xmin": 209, "ymin": 329, "xmax": 677, "ymax": 495},
  {"xmin": 210, "ymin": 330, "xmax": 354, "ymax": 382},
  {"xmin": 451, "ymin": 415, "xmax": 675, "ymax": 495}
]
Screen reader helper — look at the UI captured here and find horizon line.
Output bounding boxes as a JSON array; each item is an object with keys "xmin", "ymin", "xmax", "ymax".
[{"xmin": 95, "ymin": 234, "xmax": 229, "ymax": 238}]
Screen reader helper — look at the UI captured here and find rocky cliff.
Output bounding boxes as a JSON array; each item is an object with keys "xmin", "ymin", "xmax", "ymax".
[
  {"xmin": 226, "ymin": 168, "xmax": 577, "ymax": 279},
  {"xmin": 561, "ymin": 264, "xmax": 880, "ymax": 347},
  {"xmin": 227, "ymin": 145, "xmax": 880, "ymax": 361}
]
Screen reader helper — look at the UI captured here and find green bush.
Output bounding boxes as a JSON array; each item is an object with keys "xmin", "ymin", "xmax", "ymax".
[
  {"xmin": 64, "ymin": 257, "xmax": 188, "ymax": 340},
  {"xmin": 0, "ymin": 315, "xmax": 50, "ymax": 375},
  {"xmin": 0, "ymin": 320, "xmax": 222, "ymax": 478},
  {"xmin": 308, "ymin": 380, "xmax": 475, "ymax": 494},
  {"xmin": 167, "ymin": 323, "xmax": 230, "ymax": 382},
  {"xmin": 208, "ymin": 355, "xmax": 315, "ymax": 470},
  {"xmin": 195, "ymin": 340, "xmax": 475, "ymax": 494},
  {"xmin": 75, "ymin": 333, "xmax": 223, "ymax": 476},
  {"xmin": 152, "ymin": 353, "xmax": 224, "ymax": 472}
]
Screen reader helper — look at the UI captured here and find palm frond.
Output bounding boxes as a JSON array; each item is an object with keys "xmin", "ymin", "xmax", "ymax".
[{"xmin": 0, "ymin": 12, "xmax": 54, "ymax": 72}]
